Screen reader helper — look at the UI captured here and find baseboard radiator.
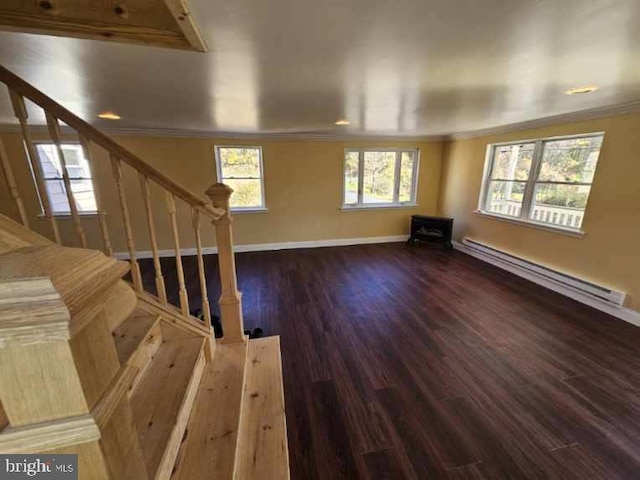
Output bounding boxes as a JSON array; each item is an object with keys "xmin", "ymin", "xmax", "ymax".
[{"xmin": 459, "ymin": 237, "xmax": 626, "ymax": 308}]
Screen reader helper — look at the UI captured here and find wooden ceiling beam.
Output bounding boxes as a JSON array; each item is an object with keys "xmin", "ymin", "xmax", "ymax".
[{"xmin": 0, "ymin": 0, "xmax": 207, "ymax": 52}]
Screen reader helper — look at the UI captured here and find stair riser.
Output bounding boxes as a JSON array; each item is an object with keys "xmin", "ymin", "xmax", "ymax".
[
  {"xmin": 104, "ymin": 281, "xmax": 138, "ymax": 331},
  {"xmin": 127, "ymin": 323, "xmax": 163, "ymax": 397}
]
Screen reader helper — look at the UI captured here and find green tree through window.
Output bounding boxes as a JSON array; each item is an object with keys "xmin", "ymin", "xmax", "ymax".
[
  {"xmin": 343, "ymin": 149, "xmax": 419, "ymax": 207},
  {"xmin": 215, "ymin": 146, "xmax": 265, "ymax": 210}
]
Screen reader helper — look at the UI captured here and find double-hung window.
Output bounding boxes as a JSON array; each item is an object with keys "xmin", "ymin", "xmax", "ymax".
[
  {"xmin": 34, "ymin": 143, "xmax": 97, "ymax": 215},
  {"xmin": 343, "ymin": 148, "xmax": 419, "ymax": 208},
  {"xmin": 479, "ymin": 133, "xmax": 604, "ymax": 232},
  {"xmin": 214, "ymin": 146, "xmax": 266, "ymax": 211}
]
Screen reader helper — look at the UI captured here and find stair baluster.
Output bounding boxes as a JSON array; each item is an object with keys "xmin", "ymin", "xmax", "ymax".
[
  {"xmin": 166, "ymin": 192, "xmax": 190, "ymax": 316},
  {"xmin": 0, "ymin": 66, "xmax": 290, "ymax": 478},
  {"xmin": 79, "ymin": 136, "xmax": 113, "ymax": 256},
  {"xmin": 139, "ymin": 174, "xmax": 168, "ymax": 305},
  {"xmin": 45, "ymin": 112, "xmax": 87, "ymax": 248},
  {"xmin": 0, "ymin": 66, "xmax": 228, "ymax": 327},
  {"xmin": 111, "ymin": 154, "xmax": 143, "ymax": 292},
  {"xmin": 191, "ymin": 207, "xmax": 212, "ymax": 326},
  {"xmin": 7, "ymin": 89, "xmax": 61, "ymax": 243}
]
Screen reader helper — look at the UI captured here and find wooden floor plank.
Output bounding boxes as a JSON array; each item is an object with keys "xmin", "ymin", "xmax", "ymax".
[
  {"xmin": 140, "ymin": 243, "xmax": 640, "ymax": 479},
  {"xmin": 171, "ymin": 341, "xmax": 247, "ymax": 480},
  {"xmin": 362, "ymin": 448, "xmax": 410, "ymax": 480},
  {"xmin": 236, "ymin": 336, "xmax": 290, "ymax": 480},
  {"xmin": 305, "ymin": 379, "xmax": 360, "ymax": 479}
]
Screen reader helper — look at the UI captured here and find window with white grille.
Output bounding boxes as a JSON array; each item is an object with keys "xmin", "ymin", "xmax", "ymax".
[
  {"xmin": 343, "ymin": 148, "xmax": 419, "ymax": 208},
  {"xmin": 214, "ymin": 146, "xmax": 265, "ymax": 211},
  {"xmin": 35, "ymin": 143, "xmax": 97, "ymax": 215},
  {"xmin": 479, "ymin": 134, "xmax": 604, "ymax": 231}
]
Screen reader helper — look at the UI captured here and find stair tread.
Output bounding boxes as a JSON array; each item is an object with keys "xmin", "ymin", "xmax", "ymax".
[
  {"xmin": 236, "ymin": 336, "xmax": 289, "ymax": 480},
  {"xmin": 131, "ymin": 337, "xmax": 205, "ymax": 479},
  {"xmin": 171, "ymin": 341, "xmax": 248, "ymax": 480},
  {"xmin": 0, "ymin": 245, "xmax": 127, "ymax": 316},
  {"xmin": 0, "ymin": 213, "xmax": 52, "ymax": 255},
  {"xmin": 112, "ymin": 311, "xmax": 161, "ymax": 365}
]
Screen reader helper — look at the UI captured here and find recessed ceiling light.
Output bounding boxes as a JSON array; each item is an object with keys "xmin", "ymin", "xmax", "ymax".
[
  {"xmin": 97, "ymin": 111, "xmax": 121, "ymax": 120},
  {"xmin": 335, "ymin": 119, "xmax": 351, "ymax": 126},
  {"xmin": 565, "ymin": 86, "xmax": 599, "ymax": 95}
]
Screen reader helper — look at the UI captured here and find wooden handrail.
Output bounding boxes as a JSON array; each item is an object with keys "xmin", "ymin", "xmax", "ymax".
[
  {"xmin": 0, "ymin": 66, "xmax": 246, "ymax": 346},
  {"xmin": 0, "ymin": 66, "xmax": 224, "ymax": 221}
]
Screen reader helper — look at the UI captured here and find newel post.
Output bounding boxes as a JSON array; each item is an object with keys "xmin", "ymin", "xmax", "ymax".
[{"xmin": 205, "ymin": 183, "xmax": 246, "ymax": 344}]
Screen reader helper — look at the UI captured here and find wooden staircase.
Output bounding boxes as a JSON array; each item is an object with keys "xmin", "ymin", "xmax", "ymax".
[{"xmin": 0, "ymin": 65, "xmax": 289, "ymax": 479}]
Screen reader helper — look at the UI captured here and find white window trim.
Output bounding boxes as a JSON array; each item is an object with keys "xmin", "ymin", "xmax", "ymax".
[
  {"xmin": 341, "ymin": 147, "xmax": 420, "ymax": 210},
  {"xmin": 340, "ymin": 204, "xmax": 419, "ymax": 211},
  {"xmin": 214, "ymin": 145, "xmax": 266, "ymax": 212},
  {"xmin": 477, "ymin": 132, "xmax": 604, "ymax": 236},
  {"xmin": 229, "ymin": 207, "xmax": 269, "ymax": 214},
  {"xmin": 37, "ymin": 212, "xmax": 99, "ymax": 219},
  {"xmin": 33, "ymin": 140, "xmax": 98, "ymax": 217}
]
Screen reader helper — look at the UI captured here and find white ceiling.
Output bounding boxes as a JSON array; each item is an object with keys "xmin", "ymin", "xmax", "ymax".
[{"xmin": 0, "ymin": 0, "xmax": 639, "ymax": 137}]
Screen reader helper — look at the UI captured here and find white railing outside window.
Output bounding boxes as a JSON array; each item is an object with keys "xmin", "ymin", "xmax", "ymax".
[{"xmin": 478, "ymin": 133, "xmax": 604, "ymax": 233}]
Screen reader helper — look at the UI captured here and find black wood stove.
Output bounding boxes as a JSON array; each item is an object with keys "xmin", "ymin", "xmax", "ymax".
[{"xmin": 408, "ymin": 215, "xmax": 453, "ymax": 249}]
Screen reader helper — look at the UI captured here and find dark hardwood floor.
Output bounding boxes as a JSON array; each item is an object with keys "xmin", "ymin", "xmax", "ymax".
[{"xmin": 139, "ymin": 243, "xmax": 640, "ymax": 479}]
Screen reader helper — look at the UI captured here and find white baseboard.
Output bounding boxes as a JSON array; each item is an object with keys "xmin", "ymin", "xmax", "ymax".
[
  {"xmin": 453, "ymin": 241, "xmax": 640, "ymax": 328},
  {"xmin": 114, "ymin": 235, "xmax": 410, "ymax": 260}
]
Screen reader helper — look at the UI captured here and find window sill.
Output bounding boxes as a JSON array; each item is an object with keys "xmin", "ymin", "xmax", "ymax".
[
  {"xmin": 473, "ymin": 210, "xmax": 585, "ymax": 238},
  {"xmin": 38, "ymin": 212, "xmax": 99, "ymax": 218},
  {"xmin": 341, "ymin": 203, "xmax": 418, "ymax": 211},
  {"xmin": 230, "ymin": 207, "xmax": 268, "ymax": 214}
]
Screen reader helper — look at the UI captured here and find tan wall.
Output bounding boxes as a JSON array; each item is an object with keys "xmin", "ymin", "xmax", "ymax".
[
  {"xmin": 2, "ymin": 113, "xmax": 638, "ymax": 311},
  {"xmin": 0, "ymin": 133, "xmax": 443, "ymax": 253},
  {"xmin": 438, "ymin": 112, "xmax": 640, "ymax": 311}
]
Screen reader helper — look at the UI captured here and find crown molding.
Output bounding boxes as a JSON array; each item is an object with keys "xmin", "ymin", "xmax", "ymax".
[
  {"xmin": 104, "ymin": 127, "xmax": 447, "ymax": 142},
  {"xmin": 0, "ymin": 123, "xmax": 72, "ymax": 135},
  {"xmin": 0, "ymin": 122, "xmax": 445, "ymax": 142},
  {"xmin": 446, "ymin": 100, "xmax": 640, "ymax": 141},
  {"xmin": 2, "ymin": 98, "xmax": 639, "ymax": 142}
]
